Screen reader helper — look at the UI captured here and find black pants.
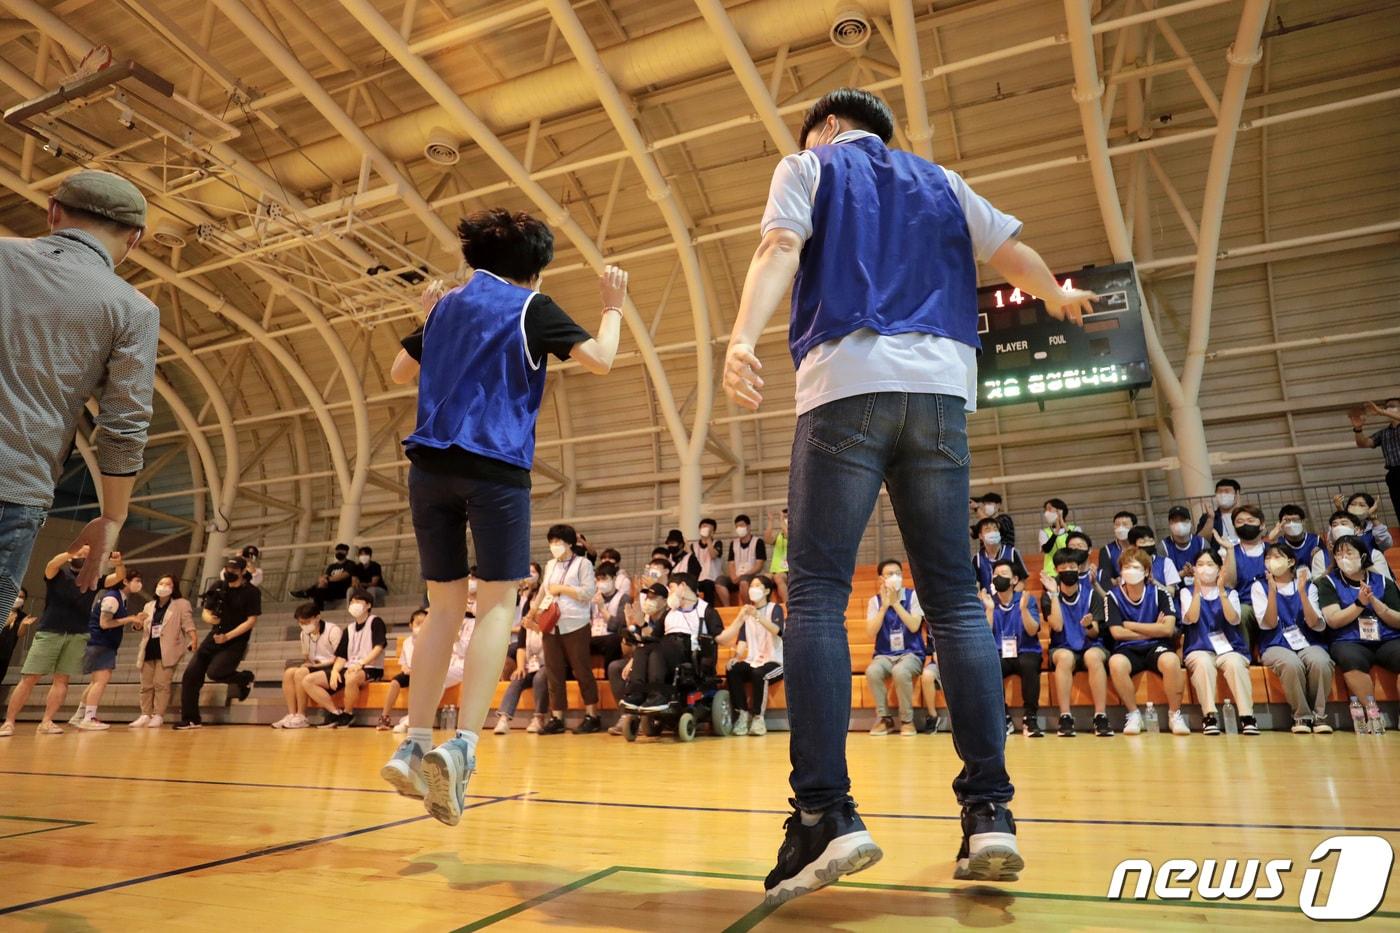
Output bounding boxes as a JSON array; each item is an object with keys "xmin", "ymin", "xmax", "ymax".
[
  {"xmin": 727, "ymin": 660, "xmax": 781, "ymax": 712},
  {"xmin": 1387, "ymin": 467, "xmax": 1400, "ymax": 531},
  {"xmin": 180, "ymin": 634, "xmax": 250, "ymax": 724},
  {"xmin": 625, "ymin": 635, "xmax": 689, "ymax": 700},
  {"xmin": 543, "ymin": 625, "xmax": 597, "ymax": 712},
  {"xmin": 590, "ymin": 633, "xmax": 623, "ymax": 668},
  {"xmin": 1001, "ymin": 653, "xmax": 1042, "ymax": 717}
]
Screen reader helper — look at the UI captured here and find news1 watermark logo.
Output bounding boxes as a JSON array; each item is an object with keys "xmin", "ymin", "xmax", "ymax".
[{"xmin": 1107, "ymin": 836, "xmax": 1394, "ymax": 920}]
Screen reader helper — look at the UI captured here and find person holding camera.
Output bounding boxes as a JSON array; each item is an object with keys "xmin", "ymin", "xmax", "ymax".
[{"xmin": 173, "ymin": 555, "xmax": 260, "ymax": 730}]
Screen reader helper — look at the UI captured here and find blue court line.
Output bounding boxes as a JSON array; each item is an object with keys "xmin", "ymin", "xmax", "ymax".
[
  {"xmin": 0, "ymin": 768, "xmax": 499, "ymax": 799},
  {"xmin": 525, "ymin": 796, "xmax": 1400, "ymax": 835},
  {"xmin": 0, "ymin": 794, "xmax": 523, "ymax": 916}
]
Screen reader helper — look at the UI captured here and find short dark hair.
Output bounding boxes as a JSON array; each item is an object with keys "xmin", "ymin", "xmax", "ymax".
[
  {"xmin": 1045, "ymin": 498, "xmax": 1070, "ymax": 517},
  {"xmin": 1330, "ymin": 535, "xmax": 1370, "ymax": 565},
  {"xmin": 347, "ymin": 588, "xmax": 372, "ymax": 604},
  {"xmin": 976, "ymin": 517, "xmax": 1001, "ymax": 534},
  {"xmin": 546, "ymin": 524, "xmax": 578, "ymax": 546},
  {"xmin": 1066, "ymin": 530, "xmax": 1093, "ymax": 550},
  {"xmin": 668, "ymin": 571, "xmax": 700, "ymax": 593},
  {"xmin": 1234, "ymin": 504, "xmax": 1264, "ymax": 524},
  {"xmin": 1126, "ymin": 525, "xmax": 1156, "ymax": 546},
  {"xmin": 601, "ymin": 548, "xmax": 622, "ymax": 563},
  {"xmin": 294, "ymin": 602, "xmax": 320, "ymax": 620},
  {"xmin": 991, "ymin": 559, "xmax": 1017, "ymax": 573},
  {"xmin": 977, "ymin": 492, "xmax": 1003, "ymax": 505},
  {"xmin": 1167, "ymin": 505, "xmax": 1192, "ymax": 522},
  {"xmin": 457, "ymin": 209, "xmax": 554, "ymax": 281},
  {"xmin": 1114, "ymin": 511, "xmax": 1139, "ymax": 524},
  {"xmin": 1329, "ymin": 510, "xmax": 1356, "ymax": 526},
  {"xmin": 665, "ymin": 529, "xmax": 685, "ymax": 546},
  {"xmin": 877, "ymin": 559, "xmax": 903, "ymax": 576},
  {"xmin": 651, "ymin": 547, "xmax": 670, "ymax": 560},
  {"xmin": 1053, "ymin": 549, "xmax": 1084, "ymax": 569},
  {"xmin": 1279, "ymin": 504, "xmax": 1306, "ymax": 521},
  {"xmin": 1216, "ymin": 478, "xmax": 1241, "ymax": 492},
  {"xmin": 800, "ymin": 87, "xmax": 895, "ymax": 145},
  {"xmin": 595, "ymin": 561, "xmax": 618, "ymax": 580},
  {"xmin": 358, "ymin": 546, "xmax": 373, "ymax": 556},
  {"xmin": 155, "ymin": 575, "xmax": 182, "ymax": 600},
  {"xmin": 1346, "ymin": 491, "xmax": 1375, "ymax": 508},
  {"xmin": 751, "ymin": 574, "xmax": 775, "ymax": 595},
  {"xmin": 335, "ymin": 543, "xmax": 350, "ymax": 552},
  {"xmin": 699, "ymin": 517, "xmax": 717, "ymax": 530},
  {"xmin": 410, "ymin": 608, "xmax": 429, "ymax": 623},
  {"xmin": 734, "ymin": 514, "xmax": 751, "ymax": 526}
]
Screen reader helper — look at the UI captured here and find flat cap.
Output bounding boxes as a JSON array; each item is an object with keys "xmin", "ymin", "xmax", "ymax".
[{"xmin": 53, "ymin": 170, "xmax": 147, "ymax": 228}]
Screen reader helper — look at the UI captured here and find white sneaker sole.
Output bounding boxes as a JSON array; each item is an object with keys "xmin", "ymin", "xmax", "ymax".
[
  {"xmin": 763, "ymin": 831, "xmax": 883, "ymax": 907},
  {"xmin": 954, "ymin": 833, "xmax": 1025, "ymax": 882},
  {"xmin": 420, "ymin": 747, "xmax": 471, "ymax": 826},
  {"xmin": 379, "ymin": 758, "xmax": 427, "ymax": 800}
]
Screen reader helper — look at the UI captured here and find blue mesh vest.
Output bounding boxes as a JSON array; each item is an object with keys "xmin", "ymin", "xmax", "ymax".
[
  {"xmin": 788, "ymin": 135, "xmax": 979, "ymax": 369},
  {"xmin": 405, "ymin": 271, "xmax": 547, "ymax": 471}
]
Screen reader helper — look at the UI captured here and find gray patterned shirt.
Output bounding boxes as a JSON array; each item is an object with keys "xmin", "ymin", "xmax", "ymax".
[{"xmin": 0, "ymin": 228, "xmax": 159, "ymax": 508}]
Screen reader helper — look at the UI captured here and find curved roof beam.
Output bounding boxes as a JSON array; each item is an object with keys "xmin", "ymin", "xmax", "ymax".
[{"xmin": 693, "ymin": 0, "xmax": 798, "ymax": 156}]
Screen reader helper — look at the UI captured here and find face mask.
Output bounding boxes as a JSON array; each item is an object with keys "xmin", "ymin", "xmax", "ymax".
[
  {"xmin": 1170, "ymin": 521, "xmax": 1190, "ymax": 538},
  {"xmin": 348, "ymin": 602, "xmax": 369, "ymax": 619},
  {"xmin": 1236, "ymin": 523, "xmax": 1262, "ymax": 542},
  {"xmin": 1348, "ymin": 507, "xmax": 1369, "ymax": 522},
  {"xmin": 600, "ymin": 580, "xmax": 616, "ymax": 596},
  {"xmin": 992, "ymin": 576, "xmax": 1013, "ymax": 593},
  {"xmin": 666, "ymin": 593, "xmax": 682, "ymax": 610},
  {"xmin": 549, "ymin": 542, "xmax": 568, "ymax": 559},
  {"xmin": 699, "ymin": 527, "xmax": 714, "ymax": 540},
  {"xmin": 1121, "ymin": 566, "xmax": 1147, "ymax": 586},
  {"xmin": 981, "ymin": 503, "xmax": 997, "ymax": 517},
  {"xmin": 982, "ymin": 531, "xmax": 1002, "ymax": 547},
  {"xmin": 1043, "ymin": 510, "xmax": 1059, "ymax": 525},
  {"xmin": 156, "ymin": 584, "xmax": 173, "ymax": 599},
  {"xmin": 1337, "ymin": 555, "xmax": 1362, "ymax": 576},
  {"xmin": 127, "ymin": 580, "xmax": 143, "ymax": 594},
  {"xmin": 645, "ymin": 598, "xmax": 665, "ymax": 615},
  {"xmin": 646, "ymin": 567, "xmax": 663, "ymax": 580},
  {"xmin": 1283, "ymin": 521, "xmax": 1304, "ymax": 537},
  {"xmin": 299, "ymin": 622, "xmax": 314, "ymax": 635},
  {"xmin": 1265, "ymin": 558, "xmax": 1291, "ymax": 578},
  {"xmin": 1195, "ymin": 565, "xmax": 1220, "ymax": 585},
  {"xmin": 748, "ymin": 586, "xmax": 766, "ymax": 603},
  {"xmin": 221, "ymin": 570, "xmax": 238, "ymax": 583},
  {"xmin": 1217, "ymin": 492, "xmax": 1236, "ymax": 509},
  {"xmin": 335, "ymin": 552, "xmax": 349, "ymax": 562},
  {"xmin": 1138, "ymin": 542, "xmax": 1157, "ymax": 556},
  {"xmin": 1331, "ymin": 525, "xmax": 1356, "ymax": 543},
  {"xmin": 1057, "ymin": 571, "xmax": 1080, "ymax": 588},
  {"xmin": 735, "ymin": 525, "xmax": 749, "ymax": 538},
  {"xmin": 1114, "ymin": 525, "xmax": 1130, "ymax": 542},
  {"xmin": 358, "ymin": 555, "xmax": 371, "ymax": 566},
  {"xmin": 884, "ymin": 573, "xmax": 903, "ymax": 591}
]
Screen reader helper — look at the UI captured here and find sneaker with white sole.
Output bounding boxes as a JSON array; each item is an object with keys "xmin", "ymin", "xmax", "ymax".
[
  {"xmin": 392, "ymin": 717, "xmax": 407, "ymax": 734},
  {"xmin": 271, "ymin": 714, "xmax": 292, "ymax": 729},
  {"xmin": 146, "ymin": 715, "xmax": 163, "ymax": 728},
  {"xmin": 172, "ymin": 721, "xmax": 202, "ymax": 730},
  {"xmin": 1169, "ymin": 710, "xmax": 1191, "ymax": 735},
  {"xmin": 751, "ymin": 716, "xmax": 768, "ymax": 737},
  {"xmin": 954, "ymin": 802, "xmax": 1024, "ymax": 882},
  {"xmin": 35, "ymin": 721, "xmax": 64, "ymax": 735},
  {"xmin": 421, "ymin": 736, "xmax": 475, "ymax": 826},
  {"xmin": 67, "ymin": 710, "xmax": 84, "ymax": 728},
  {"xmin": 380, "ymin": 738, "xmax": 428, "ymax": 799},
  {"xmin": 763, "ymin": 799, "xmax": 882, "ymax": 907},
  {"xmin": 493, "ymin": 714, "xmax": 510, "ymax": 735},
  {"xmin": 733, "ymin": 711, "xmax": 751, "ymax": 737},
  {"xmin": 282, "ymin": 714, "xmax": 309, "ymax": 730},
  {"xmin": 1291, "ymin": 719, "xmax": 1313, "ymax": 734},
  {"xmin": 0, "ymin": 722, "xmax": 12, "ymax": 737},
  {"xmin": 1122, "ymin": 710, "xmax": 1143, "ymax": 735},
  {"xmin": 526, "ymin": 716, "xmax": 542, "ymax": 734},
  {"xmin": 77, "ymin": 718, "xmax": 110, "ymax": 731},
  {"xmin": 1312, "ymin": 720, "xmax": 1334, "ymax": 735},
  {"xmin": 129, "ymin": 715, "xmax": 151, "ymax": 728}
]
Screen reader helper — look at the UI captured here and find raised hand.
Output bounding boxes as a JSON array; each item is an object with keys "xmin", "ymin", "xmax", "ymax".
[{"xmin": 599, "ymin": 264, "xmax": 629, "ymax": 310}]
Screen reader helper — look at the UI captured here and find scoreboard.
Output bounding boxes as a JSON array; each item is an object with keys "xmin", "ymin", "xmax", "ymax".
[{"xmin": 976, "ymin": 261, "xmax": 1151, "ymax": 408}]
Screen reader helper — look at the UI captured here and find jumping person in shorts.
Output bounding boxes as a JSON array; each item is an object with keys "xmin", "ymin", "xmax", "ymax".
[{"xmin": 379, "ymin": 208, "xmax": 625, "ymax": 825}]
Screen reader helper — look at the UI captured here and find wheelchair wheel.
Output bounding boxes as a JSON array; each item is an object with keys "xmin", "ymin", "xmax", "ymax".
[
  {"xmin": 621, "ymin": 714, "xmax": 639, "ymax": 743},
  {"xmin": 710, "ymin": 689, "xmax": 733, "ymax": 737},
  {"xmin": 642, "ymin": 714, "xmax": 662, "ymax": 737},
  {"xmin": 677, "ymin": 711, "xmax": 697, "ymax": 742}
]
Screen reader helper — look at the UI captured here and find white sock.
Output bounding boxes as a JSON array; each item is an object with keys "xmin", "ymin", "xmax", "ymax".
[
  {"xmin": 800, "ymin": 810, "xmax": 824, "ymax": 827},
  {"xmin": 455, "ymin": 728, "xmax": 479, "ymax": 757},
  {"xmin": 84, "ymin": 706, "xmax": 97, "ymax": 720},
  {"xmin": 408, "ymin": 727, "xmax": 433, "ymax": 755}
]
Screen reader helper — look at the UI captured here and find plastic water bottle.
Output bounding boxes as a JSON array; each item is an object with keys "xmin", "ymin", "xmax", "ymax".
[
  {"xmin": 1144, "ymin": 702, "xmax": 1160, "ymax": 734},
  {"xmin": 1221, "ymin": 699, "xmax": 1238, "ymax": 735},
  {"xmin": 1349, "ymin": 696, "xmax": 1368, "ymax": 734},
  {"xmin": 1365, "ymin": 697, "xmax": 1385, "ymax": 735}
]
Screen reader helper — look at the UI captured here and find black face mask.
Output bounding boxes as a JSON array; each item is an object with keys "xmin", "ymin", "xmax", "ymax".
[
  {"xmin": 335, "ymin": 552, "xmax": 349, "ymax": 561},
  {"xmin": 1057, "ymin": 571, "xmax": 1080, "ymax": 588},
  {"xmin": 1236, "ymin": 524, "xmax": 1262, "ymax": 542},
  {"xmin": 221, "ymin": 570, "xmax": 238, "ymax": 583},
  {"xmin": 1139, "ymin": 544, "xmax": 1157, "ymax": 557},
  {"xmin": 992, "ymin": 576, "xmax": 1013, "ymax": 593}
]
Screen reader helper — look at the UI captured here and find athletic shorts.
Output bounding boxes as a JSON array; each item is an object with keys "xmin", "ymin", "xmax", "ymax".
[
  {"xmin": 1330, "ymin": 639, "xmax": 1400, "ymax": 675},
  {"xmin": 392, "ymin": 671, "xmax": 411, "ymax": 688},
  {"xmin": 1113, "ymin": 643, "xmax": 1174, "ymax": 677},
  {"xmin": 21, "ymin": 631, "xmax": 87, "ymax": 678},
  {"xmin": 1051, "ymin": 646, "xmax": 1106, "ymax": 672},
  {"xmin": 361, "ymin": 668, "xmax": 385, "ymax": 683},
  {"xmin": 82, "ymin": 644, "xmax": 118, "ymax": 674},
  {"xmin": 408, "ymin": 464, "xmax": 531, "ymax": 582}
]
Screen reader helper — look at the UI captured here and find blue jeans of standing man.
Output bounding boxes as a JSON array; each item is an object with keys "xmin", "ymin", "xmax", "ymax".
[
  {"xmin": 785, "ymin": 392, "xmax": 1013, "ymax": 812},
  {"xmin": 0, "ymin": 501, "xmax": 46, "ymax": 619}
]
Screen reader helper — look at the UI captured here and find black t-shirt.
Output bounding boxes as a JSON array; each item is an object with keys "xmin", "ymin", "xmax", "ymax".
[
  {"xmin": 324, "ymin": 559, "xmax": 358, "ymax": 598},
  {"xmin": 202, "ymin": 582, "xmax": 262, "ymax": 645},
  {"xmin": 39, "ymin": 566, "xmax": 95, "ymax": 635},
  {"xmin": 401, "ymin": 293, "xmax": 591, "ymax": 489},
  {"xmin": 353, "ymin": 559, "xmax": 387, "ymax": 591},
  {"xmin": 336, "ymin": 616, "xmax": 388, "ymax": 668}
]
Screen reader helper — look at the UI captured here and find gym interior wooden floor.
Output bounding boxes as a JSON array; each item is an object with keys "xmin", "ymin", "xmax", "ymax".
[{"xmin": 2, "ymin": 726, "xmax": 1397, "ymax": 931}]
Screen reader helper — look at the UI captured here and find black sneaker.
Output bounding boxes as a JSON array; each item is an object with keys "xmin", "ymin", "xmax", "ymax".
[
  {"xmin": 539, "ymin": 717, "xmax": 567, "ymax": 735},
  {"xmin": 575, "ymin": 714, "xmax": 602, "ymax": 734},
  {"xmin": 337, "ymin": 711, "xmax": 355, "ymax": 728},
  {"xmin": 639, "ymin": 694, "xmax": 669, "ymax": 713},
  {"xmin": 1240, "ymin": 715, "xmax": 1259, "ymax": 736},
  {"xmin": 1004, "ymin": 714, "xmax": 1014, "ymax": 737},
  {"xmin": 1057, "ymin": 713, "xmax": 1076, "ymax": 737},
  {"xmin": 1202, "ymin": 712, "xmax": 1220, "ymax": 735},
  {"xmin": 234, "ymin": 671, "xmax": 254, "ymax": 702},
  {"xmin": 918, "ymin": 716, "xmax": 938, "ymax": 734},
  {"xmin": 319, "ymin": 711, "xmax": 343, "ymax": 729},
  {"xmin": 172, "ymin": 720, "xmax": 201, "ymax": 731},
  {"xmin": 953, "ymin": 802, "xmax": 1023, "ymax": 882},
  {"xmin": 290, "ymin": 589, "xmax": 309, "ymax": 599},
  {"xmin": 1022, "ymin": 715, "xmax": 1044, "ymax": 738},
  {"xmin": 1093, "ymin": 713, "xmax": 1114, "ymax": 737},
  {"xmin": 763, "ymin": 799, "xmax": 883, "ymax": 906}
]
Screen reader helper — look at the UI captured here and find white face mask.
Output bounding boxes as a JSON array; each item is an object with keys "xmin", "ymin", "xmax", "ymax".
[
  {"xmin": 735, "ymin": 525, "xmax": 749, "ymax": 537},
  {"xmin": 981, "ymin": 503, "xmax": 998, "ymax": 517},
  {"xmin": 155, "ymin": 584, "xmax": 173, "ymax": 599},
  {"xmin": 1114, "ymin": 525, "xmax": 1130, "ymax": 542},
  {"xmin": 1043, "ymin": 510, "xmax": 1059, "ymax": 525},
  {"xmin": 644, "ymin": 598, "xmax": 665, "ymax": 615},
  {"xmin": 127, "ymin": 580, "xmax": 143, "ymax": 594},
  {"xmin": 299, "ymin": 621, "xmax": 315, "ymax": 634},
  {"xmin": 699, "ymin": 527, "xmax": 713, "ymax": 540},
  {"xmin": 1283, "ymin": 521, "xmax": 1304, "ymax": 537},
  {"xmin": 1337, "ymin": 555, "xmax": 1362, "ymax": 576},
  {"xmin": 884, "ymin": 573, "xmax": 903, "ymax": 591},
  {"xmin": 1265, "ymin": 558, "xmax": 1291, "ymax": 578},
  {"xmin": 1170, "ymin": 521, "xmax": 1191, "ymax": 538},
  {"xmin": 982, "ymin": 531, "xmax": 1002, "ymax": 547},
  {"xmin": 358, "ymin": 555, "xmax": 371, "ymax": 566},
  {"xmin": 348, "ymin": 602, "xmax": 369, "ymax": 619},
  {"xmin": 549, "ymin": 542, "xmax": 568, "ymax": 559},
  {"xmin": 666, "ymin": 593, "xmax": 682, "ymax": 610},
  {"xmin": 600, "ymin": 580, "xmax": 616, "ymax": 596},
  {"xmin": 1217, "ymin": 492, "xmax": 1236, "ymax": 509},
  {"xmin": 748, "ymin": 586, "xmax": 766, "ymax": 603},
  {"xmin": 1195, "ymin": 564, "xmax": 1220, "ymax": 585},
  {"xmin": 1330, "ymin": 525, "xmax": 1356, "ymax": 544},
  {"xmin": 1121, "ymin": 566, "xmax": 1147, "ymax": 586}
]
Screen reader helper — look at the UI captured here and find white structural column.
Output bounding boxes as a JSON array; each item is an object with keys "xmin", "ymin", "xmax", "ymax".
[
  {"xmin": 693, "ymin": 0, "xmax": 798, "ymax": 156},
  {"xmin": 889, "ymin": 0, "xmax": 935, "ymax": 160}
]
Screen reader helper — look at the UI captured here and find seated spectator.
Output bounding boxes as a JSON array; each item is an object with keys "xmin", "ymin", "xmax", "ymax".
[
  {"xmin": 354, "ymin": 546, "xmax": 390, "ymax": 606},
  {"xmin": 1254, "ymin": 544, "xmax": 1333, "ymax": 734},
  {"xmin": 1312, "ymin": 511, "xmax": 1393, "ymax": 582},
  {"xmin": 918, "ymin": 651, "xmax": 942, "ymax": 734},
  {"xmin": 1124, "ymin": 525, "xmax": 1181, "ymax": 592},
  {"xmin": 273, "ymin": 602, "xmax": 341, "ymax": 730},
  {"xmin": 130, "ymin": 575, "xmax": 196, "ymax": 729},
  {"xmin": 984, "ymin": 560, "xmax": 1043, "ymax": 737},
  {"xmin": 1338, "ymin": 491, "xmax": 1393, "ymax": 554},
  {"xmin": 1271, "ymin": 504, "xmax": 1322, "ymax": 571},
  {"xmin": 717, "ymin": 514, "xmax": 767, "ymax": 607},
  {"xmin": 641, "ymin": 555, "xmax": 672, "ymax": 587},
  {"xmin": 1098, "ymin": 511, "xmax": 1138, "ymax": 583},
  {"xmin": 765, "ymin": 508, "xmax": 790, "ymax": 604},
  {"xmin": 1163, "ymin": 505, "xmax": 1206, "ymax": 582},
  {"xmin": 589, "ymin": 561, "xmax": 630, "ymax": 669},
  {"xmin": 864, "ymin": 560, "xmax": 926, "ymax": 737},
  {"xmin": 240, "ymin": 545, "xmax": 264, "ymax": 588},
  {"xmin": 598, "ymin": 548, "xmax": 632, "ymax": 598},
  {"xmin": 678, "ymin": 518, "xmax": 723, "ymax": 605},
  {"xmin": 494, "ymin": 616, "xmax": 548, "ymax": 734},
  {"xmin": 1063, "ymin": 530, "xmax": 1096, "ymax": 587},
  {"xmin": 0, "ymin": 548, "xmax": 115, "ymax": 738},
  {"xmin": 717, "ymin": 574, "xmax": 784, "ymax": 736},
  {"xmin": 70, "ymin": 564, "xmax": 143, "ymax": 731},
  {"xmin": 972, "ymin": 517, "xmax": 1027, "ymax": 593},
  {"xmin": 662, "ymin": 529, "xmax": 687, "ymax": 568},
  {"xmin": 620, "ymin": 572, "xmax": 722, "ymax": 712},
  {"xmin": 1106, "ymin": 547, "xmax": 1189, "ymax": 736},
  {"xmin": 1221, "ymin": 505, "xmax": 1268, "ymax": 636},
  {"xmin": 970, "ymin": 492, "xmax": 1015, "ymax": 548},
  {"xmin": 517, "ymin": 561, "xmax": 542, "ymax": 619},
  {"xmin": 1179, "ymin": 551, "xmax": 1257, "ymax": 736},
  {"xmin": 378, "ymin": 609, "xmax": 428, "ymax": 731},
  {"xmin": 610, "ymin": 583, "xmax": 668, "ymax": 731},
  {"xmin": 290, "ymin": 543, "xmax": 358, "ymax": 609},
  {"xmin": 1318, "ymin": 535, "xmax": 1400, "ymax": 722},
  {"xmin": 527, "ymin": 524, "xmax": 602, "ymax": 735},
  {"xmin": 303, "ymin": 589, "xmax": 387, "ymax": 729},
  {"xmin": 1197, "ymin": 478, "xmax": 1242, "ymax": 546},
  {"xmin": 1038, "ymin": 498, "xmax": 1081, "ymax": 573},
  {"xmin": 1042, "ymin": 549, "xmax": 1111, "ymax": 737}
]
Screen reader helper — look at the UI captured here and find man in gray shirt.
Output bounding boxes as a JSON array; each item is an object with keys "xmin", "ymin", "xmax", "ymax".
[{"xmin": 0, "ymin": 170, "xmax": 158, "ymax": 606}]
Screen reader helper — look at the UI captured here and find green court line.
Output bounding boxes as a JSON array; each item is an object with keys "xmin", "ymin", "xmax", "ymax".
[
  {"xmin": 0, "ymin": 814, "xmax": 92, "ymax": 841},
  {"xmin": 451, "ymin": 867, "xmax": 623, "ymax": 932}
]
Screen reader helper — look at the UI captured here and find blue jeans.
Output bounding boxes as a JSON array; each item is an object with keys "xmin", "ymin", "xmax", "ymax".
[
  {"xmin": 0, "ymin": 501, "xmax": 46, "ymax": 619},
  {"xmin": 785, "ymin": 393, "xmax": 1013, "ymax": 811}
]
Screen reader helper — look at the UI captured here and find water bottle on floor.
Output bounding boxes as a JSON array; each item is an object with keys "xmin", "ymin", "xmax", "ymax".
[
  {"xmin": 1221, "ymin": 699, "xmax": 1237, "ymax": 735},
  {"xmin": 1349, "ymin": 696, "xmax": 1368, "ymax": 734},
  {"xmin": 1365, "ymin": 696, "xmax": 1385, "ymax": 735},
  {"xmin": 1144, "ymin": 701, "xmax": 1160, "ymax": 734}
]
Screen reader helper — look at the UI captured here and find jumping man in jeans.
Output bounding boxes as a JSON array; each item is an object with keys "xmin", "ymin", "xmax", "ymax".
[{"xmin": 723, "ymin": 88, "xmax": 1097, "ymax": 906}]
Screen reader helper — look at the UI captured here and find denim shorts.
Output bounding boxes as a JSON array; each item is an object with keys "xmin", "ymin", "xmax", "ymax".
[
  {"xmin": 82, "ymin": 644, "xmax": 119, "ymax": 674},
  {"xmin": 0, "ymin": 501, "xmax": 46, "ymax": 621},
  {"xmin": 408, "ymin": 464, "xmax": 531, "ymax": 582}
]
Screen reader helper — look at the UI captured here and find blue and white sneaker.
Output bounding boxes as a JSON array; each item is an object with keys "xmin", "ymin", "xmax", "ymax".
[
  {"xmin": 421, "ymin": 736, "xmax": 475, "ymax": 826},
  {"xmin": 379, "ymin": 738, "xmax": 427, "ymax": 799},
  {"xmin": 953, "ymin": 802, "xmax": 1023, "ymax": 882}
]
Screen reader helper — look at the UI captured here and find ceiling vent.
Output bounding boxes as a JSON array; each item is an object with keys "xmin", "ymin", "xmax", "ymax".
[
  {"xmin": 829, "ymin": 8, "xmax": 871, "ymax": 51},
  {"xmin": 423, "ymin": 127, "xmax": 460, "ymax": 166}
]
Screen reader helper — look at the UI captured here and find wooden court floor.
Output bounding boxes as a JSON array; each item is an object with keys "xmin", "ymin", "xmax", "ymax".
[{"xmin": 1, "ymin": 726, "xmax": 1397, "ymax": 931}]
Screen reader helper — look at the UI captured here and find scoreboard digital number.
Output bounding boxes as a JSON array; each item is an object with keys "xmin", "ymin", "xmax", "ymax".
[{"xmin": 976, "ymin": 261, "xmax": 1151, "ymax": 408}]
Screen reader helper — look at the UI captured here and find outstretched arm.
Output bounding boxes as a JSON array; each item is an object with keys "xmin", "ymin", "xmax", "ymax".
[
  {"xmin": 987, "ymin": 239, "xmax": 1098, "ymax": 323},
  {"xmin": 569, "ymin": 266, "xmax": 628, "ymax": 375}
]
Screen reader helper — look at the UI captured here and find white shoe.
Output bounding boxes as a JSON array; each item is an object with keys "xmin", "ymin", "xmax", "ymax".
[
  {"xmin": 0, "ymin": 722, "xmax": 12, "ymax": 737},
  {"xmin": 493, "ymin": 714, "xmax": 510, "ymax": 735},
  {"xmin": 283, "ymin": 714, "xmax": 310, "ymax": 729},
  {"xmin": 77, "ymin": 718, "xmax": 111, "ymax": 731},
  {"xmin": 129, "ymin": 715, "xmax": 151, "ymax": 728},
  {"xmin": 271, "ymin": 714, "xmax": 291, "ymax": 729},
  {"xmin": 526, "ymin": 716, "xmax": 541, "ymax": 734},
  {"xmin": 751, "ymin": 716, "xmax": 768, "ymax": 737},
  {"xmin": 733, "ymin": 711, "xmax": 750, "ymax": 737},
  {"xmin": 1122, "ymin": 710, "xmax": 1143, "ymax": 735},
  {"xmin": 35, "ymin": 721, "xmax": 64, "ymax": 735},
  {"xmin": 68, "ymin": 710, "xmax": 85, "ymax": 727},
  {"xmin": 392, "ymin": 718, "xmax": 407, "ymax": 735},
  {"xmin": 146, "ymin": 715, "xmax": 163, "ymax": 729},
  {"xmin": 1169, "ymin": 710, "xmax": 1191, "ymax": 736}
]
